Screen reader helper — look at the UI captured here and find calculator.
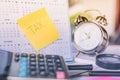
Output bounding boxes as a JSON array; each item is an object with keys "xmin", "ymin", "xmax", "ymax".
[{"xmin": 7, "ymin": 53, "xmax": 69, "ymax": 80}]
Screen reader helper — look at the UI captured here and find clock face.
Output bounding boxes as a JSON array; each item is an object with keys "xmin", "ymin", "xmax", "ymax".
[{"xmin": 74, "ymin": 22, "xmax": 102, "ymax": 51}]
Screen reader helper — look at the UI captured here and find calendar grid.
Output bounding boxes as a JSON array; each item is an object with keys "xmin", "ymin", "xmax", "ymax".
[{"xmin": 0, "ymin": 0, "xmax": 72, "ymax": 59}]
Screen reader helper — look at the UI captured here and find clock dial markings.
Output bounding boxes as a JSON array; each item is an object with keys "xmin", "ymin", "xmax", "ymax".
[{"xmin": 74, "ymin": 22, "xmax": 102, "ymax": 50}]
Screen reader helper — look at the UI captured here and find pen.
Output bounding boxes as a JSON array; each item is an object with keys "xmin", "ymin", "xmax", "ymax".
[
  {"xmin": 89, "ymin": 71, "xmax": 120, "ymax": 76},
  {"xmin": 70, "ymin": 71, "xmax": 120, "ymax": 78},
  {"xmin": 68, "ymin": 65, "xmax": 93, "ymax": 70}
]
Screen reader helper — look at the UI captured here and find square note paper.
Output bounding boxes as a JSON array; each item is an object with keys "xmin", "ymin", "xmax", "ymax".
[{"xmin": 17, "ymin": 8, "xmax": 59, "ymax": 51}]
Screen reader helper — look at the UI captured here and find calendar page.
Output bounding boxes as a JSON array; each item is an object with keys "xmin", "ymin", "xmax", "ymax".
[{"xmin": 0, "ymin": 0, "xmax": 72, "ymax": 59}]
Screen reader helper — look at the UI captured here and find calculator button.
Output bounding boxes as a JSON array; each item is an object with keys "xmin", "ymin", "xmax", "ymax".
[
  {"xmin": 47, "ymin": 66, "xmax": 54, "ymax": 71},
  {"xmin": 54, "ymin": 55, "xmax": 60, "ymax": 58},
  {"xmin": 55, "ymin": 59, "xmax": 61, "ymax": 63},
  {"xmin": 38, "ymin": 62, "xmax": 45, "ymax": 66},
  {"xmin": 56, "ymin": 67, "xmax": 63, "ymax": 71},
  {"xmin": 48, "ymin": 71, "xmax": 55, "ymax": 77},
  {"xmin": 29, "ymin": 71, "xmax": 37, "ymax": 76},
  {"xmin": 54, "ymin": 56, "xmax": 60, "ymax": 59},
  {"xmin": 14, "ymin": 57, "xmax": 19, "ymax": 62},
  {"xmin": 38, "ymin": 54, "xmax": 44, "ymax": 58},
  {"xmin": 56, "ymin": 71, "xmax": 65, "ymax": 79},
  {"xmin": 38, "ymin": 58, "xmax": 44, "ymax": 62},
  {"xmin": 18, "ymin": 71, "xmax": 27, "ymax": 77},
  {"xmin": 39, "ymin": 71, "xmax": 46, "ymax": 76},
  {"xmin": 21, "ymin": 53, "xmax": 28, "ymax": 57},
  {"xmin": 20, "ymin": 57, "xmax": 28, "ymax": 63},
  {"xmin": 30, "ymin": 62, "xmax": 36, "ymax": 66},
  {"xmin": 56, "ymin": 63, "xmax": 62, "ymax": 67},
  {"xmin": 20, "ymin": 63, "xmax": 28, "ymax": 67},
  {"xmin": 46, "ymin": 59, "xmax": 53, "ymax": 62},
  {"xmin": 30, "ymin": 58, "xmax": 36, "ymax": 62},
  {"xmin": 19, "ymin": 59, "xmax": 28, "ymax": 77},
  {"xmin": 47, "ymin": 62, "xmax": 53, "ymax": 66},
  {"xmin": 19, "ymin": 66, "xmax": 28, "ymax": 72},
  {"xmin": 29, "ymin": 66, "xmax": 36, "ymax": 70},
  {"xmin": 39, "ymin": 66, "xmax": 45, "ymax": 70},
  {"xmin": 46, "ymin": 55, "xmax": 52, "ymax": 58},
  {"xmin": 30, "ymin": 54, "xmax": 36, "ymax": 58},
  {"xmin": 51, "ymin": 55, "xmax": 60, "ymax": 59},
  {"xmin": 15, "ymin": 53, "xmax": 20, "ymax": 57}
]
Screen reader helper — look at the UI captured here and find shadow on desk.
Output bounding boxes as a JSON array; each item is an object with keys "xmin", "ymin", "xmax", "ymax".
[{"xmin": 71, "ymin": 45, "xmax": 120, "ymax": 80}]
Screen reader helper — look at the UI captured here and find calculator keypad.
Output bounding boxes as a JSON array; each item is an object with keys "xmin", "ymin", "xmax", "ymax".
[{"xmin": 13, "ymin": 53, "xmax": 68, "ymax": 79}]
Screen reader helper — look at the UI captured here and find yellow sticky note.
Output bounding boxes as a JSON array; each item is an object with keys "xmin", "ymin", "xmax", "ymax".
[{"xmin": 17, "ymin": 8, "xmax": 59, "ymax": 51}]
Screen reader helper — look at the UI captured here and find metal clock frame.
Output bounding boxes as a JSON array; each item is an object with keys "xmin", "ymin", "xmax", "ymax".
[{"xmin": 72, "ymin": 21, "xmax": 109, "ymax": 56}]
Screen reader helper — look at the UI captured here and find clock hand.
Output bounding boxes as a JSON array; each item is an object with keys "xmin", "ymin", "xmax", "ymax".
[
  {"xmin": 79, "ymin": 32, "xmax": 91, "ymax": 42},
  {"xmin": 80, "ymin": 38, "xmax": 88, "ymax": 42},
  {"xmin": 84, "ymin": 33, "xmax": 91, "ymax": 39},
  {"xmin": 80, "ymin": 36, "xmax": 90, "ymax": 42}
]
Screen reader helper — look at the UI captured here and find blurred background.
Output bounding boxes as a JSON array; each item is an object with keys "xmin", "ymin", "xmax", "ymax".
[{"xmin": 69, "ymin": 0, "xmax": 120, "ymax": 44}]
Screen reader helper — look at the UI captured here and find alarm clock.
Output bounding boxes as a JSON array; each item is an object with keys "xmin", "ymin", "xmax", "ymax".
[{"xmin": 72, "ymin": 22, "xmax": 109, "ymax": 56}]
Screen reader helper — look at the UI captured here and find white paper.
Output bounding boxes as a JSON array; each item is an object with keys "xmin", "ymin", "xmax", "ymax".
[{"xmin": 0, "ymin": 0, "xmax": 72, "ymax": 59}]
